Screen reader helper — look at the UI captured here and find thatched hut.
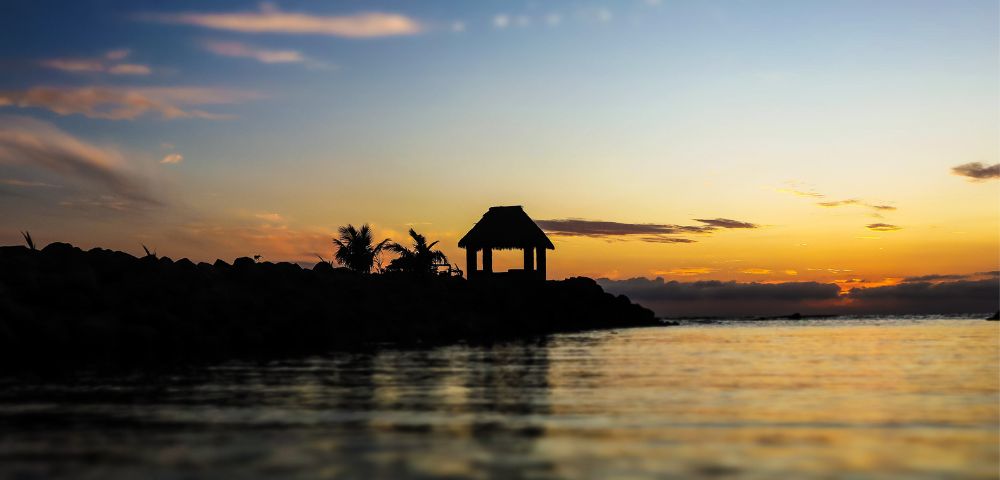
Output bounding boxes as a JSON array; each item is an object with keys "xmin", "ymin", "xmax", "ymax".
[{"xmin": 458, "ymin": 206, "xmax": 554, "ymax": 280}]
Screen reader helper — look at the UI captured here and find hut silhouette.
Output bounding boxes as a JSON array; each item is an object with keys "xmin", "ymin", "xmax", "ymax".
[{"xmin": 458, "ymin": 206, "xmax": 554, "ymax": 280}]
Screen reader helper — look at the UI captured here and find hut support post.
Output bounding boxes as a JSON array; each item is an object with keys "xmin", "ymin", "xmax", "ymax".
[
  {"xmin": 537, "ymin": 247, "xmax": 546, "ymax": 280},
  {"xmin": 482, "ymin": 248, "xmax": 493, "ymax": 274},
  {"xmin": 466, "ymin": 248, "xmax": 477, "ymax": 279},
  {"xmin": 523, "ymin": 247, "xmax": 534, "ymax": 273}
]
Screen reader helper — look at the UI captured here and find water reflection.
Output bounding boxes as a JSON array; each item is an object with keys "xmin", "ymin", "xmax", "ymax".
[{"xmin": 0, "ymin": 319, "xmax": 996, "ymax": 479}]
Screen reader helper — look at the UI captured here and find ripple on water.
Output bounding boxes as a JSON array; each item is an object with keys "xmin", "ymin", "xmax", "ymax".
[{"xmin": 0, "ymin": 318, "xmax": 996, "ymax": 479}]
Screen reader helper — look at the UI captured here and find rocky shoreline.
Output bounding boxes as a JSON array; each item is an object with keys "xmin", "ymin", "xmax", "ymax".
[{"xmin": 0, "ymin": 243, "xmax": 659, "ymax": 371}]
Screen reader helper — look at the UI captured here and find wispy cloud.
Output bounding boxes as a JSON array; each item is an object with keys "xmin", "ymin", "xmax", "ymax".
[
  {"xmin": 536, "ymin": 217, "xmax": 757, "ymax": 244},
  {"xmin": 40, "ymin": 49, "xmax": 151, "ymax": 76},
  {"xmin": 0, "ymin": 115, "xmax": 159, "ymax": 205},
  {"xmin": 817, "ymin": 199, "xmax": 860, "ymax": 207},
  {"xmin": 0, "ymin": 86, "xmax": 260, "ymax": 120},
  {"xmin": 951, "ymin": 162, "xmax": 999, "ymax": 181},
  {"xmin": 0, "ymin": 178, "xmax": 60, "ymax": 188},
  {"xmin": 778, "ymin": 182, "xmax": 897, "ymax": 214},
  {"xmin": 108, "ymin": 64, "xmax": 152, "ymax": 75},
  {"xmin": 537, "ymin": 219, "xmax": 712, "ymax": 237},
  {"xmin": 694, "ymin": 218, "xmax": 758, "ymax": 229},
  {"xmin": 143, "ymin": 3, "xmax": 422, "ymax": 38},
  {"xmin": 777, "ymin": 187, "xmax": 824, "ymax": 198},
  {"xmin": 160, "ymin": 153, "xmax": 183, "ymax": 164},
  {"xmin": 105, "ymin": 49, "xmax": 131, "ymax": 61},
  {"xmin": 817, "ymin": 198, "xmax": 896, "ymax": 212},
  {"xmin": 202, "ymin": 40, "xmax": 330, "ymax": 68},
  {"xmin": 866, "ymin": 223, "xmax": 901, "ymax": 232},
  {"xmin": 493, "ymin": 14, "xmax": 510, "ymax": 29},
  {"xmin": 652, "ymin": 267, "xmax": 715, "ymax": 276},
  {"xmin": 254, "ymin": 212, "xmax": 285, "ymax": 223}
]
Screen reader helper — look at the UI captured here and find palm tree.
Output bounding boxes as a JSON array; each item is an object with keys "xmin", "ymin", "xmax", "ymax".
[
  {"xmin": 386, "ymin": 229, "xmax": 448, "ymax": 274},
  {"xmin": 332, "ymin": 224, "xmax": 391, "ymax": 273}
]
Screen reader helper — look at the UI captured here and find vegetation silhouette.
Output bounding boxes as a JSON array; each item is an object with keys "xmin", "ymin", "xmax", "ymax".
[
  {"xmin": 333, "ymin": 224, "xmax": 391, "ymax": 274},
  {"xmin": 21, "ymin": 231, "xmax": 35, "ymax": 251},
  {"xmin": 386, "ymin": 229, "xmax": 448, "ymax": 274},
  {"xmin": 0, "ymin": 241, "xmax": 658, "ymax": 372}
]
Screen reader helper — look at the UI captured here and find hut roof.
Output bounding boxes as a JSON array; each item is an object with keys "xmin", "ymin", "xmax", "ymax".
[{"xmin": 458, "ymin": 206, "xmax": 555, "ymax": 250}]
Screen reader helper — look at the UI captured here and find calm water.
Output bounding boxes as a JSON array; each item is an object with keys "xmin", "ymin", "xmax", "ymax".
[{"xmin": 0, "ymin": 318, "xmax": 997, "ymax": 479}]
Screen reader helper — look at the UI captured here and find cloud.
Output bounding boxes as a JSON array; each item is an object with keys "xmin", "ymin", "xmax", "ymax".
[
  {"xmin": 845, "ymin": 279, "xmax": 999, "ymax": 313},
  {"xmin": 904, "ymin": 271, "xmax": 999, "ymax": 283},
  {"xmin": 598, "ymin": 275, "xmax": 999, "ymax": 316},
  {"xmin": 202, "ymin": 41, "xmax": 328, "ymax": 68},
  {"xmin": 598, "ymin": 277, "xmax": 841, "ymax": 316},
  {"xmin": 818, "ymin": 199, "xmax": 897, "ymax": 212},
  {"xmin": 41, "ymin": 59, "xmax": 105, "ymax": 73},
  {"xmin": 866, "ymin": 223, "xmax": 901, "ymax": 232},
  {"xmin": 536, "ymin": 219, "xmax": 707, "ymax": 237},
  {"xmin": 160, "ymin": 153, "xmax": 183, "ymax": 164},
  {"xmin": 776, "ymin": 181, "xmax": 824, "ymax": 198},
  {"xmin": 107, "ymin": 64, "xmax": 152, "ymax": 75},
  {"xmin": 640, "ymin": 236, "xmax": 697, "ymax": 244},
  {"xmin": 779, "ymin": 183, "xmax": 897, "ymax": 213},
  {"xmin": 903, "ymin": 274, "xmax": 968, "ymax": 282},
  {"xmin": 537, "ymin": 217, "xmax": 757, "ymax": 244},
  {"xmin": 951, "ymin": 162, "xmax": 999, "ymax": 181},
  {"xmin": 741, "ymin": 268, "xmax": 772, "ymax": 275},
  {"xmin": 694, "ymin": 218, "xmax": 758, "ymax": 229},
  {"xmin": 652, "ymin": 267, "xmax": 714, "ymax": 276},
  {"xmin": 493, "ymin": 14, "xmax": 510, "ymax": 29},
  {"xmin": 105, "ymin": 49, "xmax": 131, "ymax": 61},
  {"xmin": 777, "ymin": 187, "xmax": 824, "ymax": 198},
  {"xmin": 818, "ymin": 199, "xmax": 860, "ymax": 207},
  {"xmin": 40, "ymin": 49, "xmax": 151, "ymax": 76},
  {"xmin": 0, "ymin": 178, "xmax": 60, "ymax": 188},
  {"xmin": 144, "ymin": 4, "xmax": 422, "ymax": 38},
  {"xmin": 254, "ymin": 212, "xmax": 285, "ymax": 223},
  {"xmin": 166, "ymin": 221, "xmax": 337, "ymax": 266},
  {"xmin": 577, "ymin": 7, "xmax": 613, "ymax": 23},
  {"xmin": 0, "ymin": 115, "xmax": 159, "ymax": 205},
  {"xmin": 0, "ymin": 86, "xmax": 260, "ymax": 120}
]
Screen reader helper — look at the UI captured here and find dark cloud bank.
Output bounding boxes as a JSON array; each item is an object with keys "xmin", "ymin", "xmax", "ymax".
[{"xmin": 598, "ymin": 276, "xmax": 999, "ymax": 317}]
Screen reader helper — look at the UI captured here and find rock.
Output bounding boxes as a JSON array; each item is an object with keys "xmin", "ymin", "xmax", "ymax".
[{"xmin": 0, "ymin": 242, "xmax": 658, "ymax": 372}]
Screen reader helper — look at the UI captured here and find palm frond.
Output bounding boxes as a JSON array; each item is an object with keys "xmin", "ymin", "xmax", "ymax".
[{"xmin": 20, "ymin": 231, "xmax": 35, "ymax": 251}]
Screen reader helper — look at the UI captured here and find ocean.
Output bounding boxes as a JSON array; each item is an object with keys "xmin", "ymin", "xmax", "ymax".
[{"xmin": 1, "ymin": 317, "xmax": 996, "ymax": 479}]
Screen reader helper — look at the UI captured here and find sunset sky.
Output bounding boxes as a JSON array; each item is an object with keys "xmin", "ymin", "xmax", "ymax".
[{"xmin": 1, "ymin": 0, "xmax": 997, "ymax": 306}]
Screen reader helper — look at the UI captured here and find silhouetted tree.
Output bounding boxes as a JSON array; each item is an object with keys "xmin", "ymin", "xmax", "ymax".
[
  {"xmin": 386, "ymin": 229, "xmax": 448, "ymax": 274},
  {"xmin": 333, "ymin": 224, "xmax": 391, "ymax": 273}
]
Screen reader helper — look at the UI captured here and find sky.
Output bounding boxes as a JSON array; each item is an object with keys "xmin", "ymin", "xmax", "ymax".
[{"xmin": 0, "ymin": 0, "xmax": 997, "ymax": 313}]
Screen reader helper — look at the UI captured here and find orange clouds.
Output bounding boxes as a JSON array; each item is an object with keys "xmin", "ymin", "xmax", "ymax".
[
  {"xmin": 0, "ymin": 86, "xmax": 260, "ymax": 120},
  {"xmin": 0, "ymin": 115, "xmax": 158, "ymax": 205},
  {"xmin": 160, "ymin": 153, "xmax": 183, "ymax": 164},
  {"xmin": 41, "ymin": 49, "xmax": 151, "ymax": 76},
  {"xmin": 866, "ymin": 223, "xmax": 902, "ymax": 232},
  {"xmin": 146, "ymin": 4, "xmax": 422, "ymax": 38},
  {"xmin": 169, "ymin": 221, "xmax": 337, "ymax": 266}
]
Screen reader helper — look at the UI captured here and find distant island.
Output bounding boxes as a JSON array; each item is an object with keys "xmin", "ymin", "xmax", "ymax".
[{"xmin": 0, "ymin": 241, "xmax": 657, "ymax": 372}]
